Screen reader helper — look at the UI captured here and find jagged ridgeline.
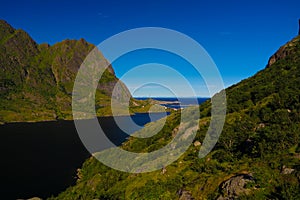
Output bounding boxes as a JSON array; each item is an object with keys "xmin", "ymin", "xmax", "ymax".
[
  {"xmin": 0, "ymin": 20, "xmax": 133, "ymax": 123},
  {"xmin": 51, "ymin": 27, "xmax": 300, "ymax": 199}
]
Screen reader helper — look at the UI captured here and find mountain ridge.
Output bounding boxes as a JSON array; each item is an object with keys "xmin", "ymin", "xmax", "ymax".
[{"xmin": 0, "ymin": 19, "xmax": 133, "ymax": 123}]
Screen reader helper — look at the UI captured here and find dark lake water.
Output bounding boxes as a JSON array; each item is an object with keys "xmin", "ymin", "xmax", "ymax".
[{"xmin": 0, "ymin": 113, "xmax": 167, "ymax": 200}]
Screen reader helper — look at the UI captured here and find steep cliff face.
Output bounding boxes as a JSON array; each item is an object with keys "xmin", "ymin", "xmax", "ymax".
[
  {"xmin": 0, "ymin": 20, "xmax": 131, "ymax": 123},
  {"xmin": 267, "ymin": 35, "xmax": 300, "ymax": 67}
]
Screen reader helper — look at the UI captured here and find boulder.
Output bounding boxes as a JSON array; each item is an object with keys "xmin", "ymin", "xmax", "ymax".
[
  {"xmin": 178, "ymin": 189, "xmax": 194, "ymax": 200},
  {"xmin": 193, "ymin": 141, "xmax": 201, "ymax": 147},
  {"xmin": 281, "ymin": 165, "xmax": 295, "ymax": 174},
  {"xmin": 217, "ymin": 173, "xmax": 254, "ymax": 200}
]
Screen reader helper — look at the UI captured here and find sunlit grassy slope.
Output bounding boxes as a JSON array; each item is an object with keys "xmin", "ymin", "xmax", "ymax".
[{"xmin": 51, "ymin": 34, "xmax": 300, "ymax": 199}]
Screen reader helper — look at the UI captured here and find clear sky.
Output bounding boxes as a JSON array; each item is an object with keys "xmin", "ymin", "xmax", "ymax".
[{"xmin": 1, "ymin": 0, "xmax": 299, "ymax": 97}]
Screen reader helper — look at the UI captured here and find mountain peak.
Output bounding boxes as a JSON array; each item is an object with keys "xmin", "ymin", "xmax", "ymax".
[
  {"xmin": 0, "ymin": 19, "xmax": 132, "ymax": 122},
  {"xmin": 0, "ymin": 19, "xmax": 13, "ymax": 29},
  {"xmin": 0, "ymin": 19, "xmax": 15, "ymax": 40}
]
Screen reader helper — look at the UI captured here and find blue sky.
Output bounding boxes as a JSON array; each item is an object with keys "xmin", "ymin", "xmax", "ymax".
[{"xmin": 1, "ymin": 0, "xmax": 299, "ymax": 97}]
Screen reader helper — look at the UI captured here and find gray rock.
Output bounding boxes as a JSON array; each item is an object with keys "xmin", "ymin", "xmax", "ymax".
[
  {"xmin": 178, "ymin": 189, "xmax": 194, "ymax": 200},
  {"xmin": 217, "ymin": 174, "xmax": 254, "ymax": 200},
  {"xmin": 281, "ymin": 165, "xmax": 295, "ymax": 174}
]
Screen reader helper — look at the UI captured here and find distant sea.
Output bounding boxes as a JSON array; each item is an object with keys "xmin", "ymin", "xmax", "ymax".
[{"xmin": 135, "ymin": 97, "xmax": 209, "ymax": 109}]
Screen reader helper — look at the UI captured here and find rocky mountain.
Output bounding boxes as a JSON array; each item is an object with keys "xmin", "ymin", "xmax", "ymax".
[
  {"xmin": 0, "ymin": 20, "xmax": 132, "ymax": 123},
  {"xmin": 51, "ymin": 25, "xmax": 300, "ymax": 199}
]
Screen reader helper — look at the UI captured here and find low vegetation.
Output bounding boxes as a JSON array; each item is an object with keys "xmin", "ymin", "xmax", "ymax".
[{"xmin": 51, "ymin": 35, "xmax": 300, "ymax": 199}]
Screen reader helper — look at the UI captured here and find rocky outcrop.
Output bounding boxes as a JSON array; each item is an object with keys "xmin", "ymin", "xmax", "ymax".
[
  {"xmin": 27, "ymin": 198, "xmax": 42, "ymax": 200},
  {"xmin": 267, "ymin": 45, "xmax": 290, "ymax": 67},
  {"xmin": 281, "ymin": 165, "xmax": 295, "ymax": 174},
  {"xmin": 267, "ymin": 19, "xmax": 300, "ymax": 68},
  {"xmin": 267, "ymin": 33, "xmax": 300, "ymax": 68},
  {"xmin": 178, "ymin": 189, "xmax": 194, "ymax": 200},
  {"xmin": 217, "ymin": 174, "xmax": 254, "ymax": 200}
]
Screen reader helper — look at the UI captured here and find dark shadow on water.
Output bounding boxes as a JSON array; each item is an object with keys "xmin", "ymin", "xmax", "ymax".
[{"xmin": 0, "ymin": 113, "xmax": 166, "ymax": 199}]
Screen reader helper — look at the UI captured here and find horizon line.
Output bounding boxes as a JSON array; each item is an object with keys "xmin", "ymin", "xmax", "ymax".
[{"xmin": 133, "ymin": 96, "xmax": 211, "ymax": 98}]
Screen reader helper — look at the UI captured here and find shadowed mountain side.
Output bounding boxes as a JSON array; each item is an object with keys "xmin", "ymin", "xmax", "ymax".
[{"xmin": 0, "ymin": 20, "xmax": 132, "ymax": 123}]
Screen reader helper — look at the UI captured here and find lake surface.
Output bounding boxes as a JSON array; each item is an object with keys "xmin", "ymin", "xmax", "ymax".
[
  {"xmin": 135, "ymin": 97, "xmax": 209, "ymax": 109},
  {"xmin": 0, "ymin": 113, "xmax": 167, "ymax": 200}
]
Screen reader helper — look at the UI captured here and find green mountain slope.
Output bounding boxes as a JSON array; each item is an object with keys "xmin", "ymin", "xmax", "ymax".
[
  {"xmin": 52, "ymin": 31, "xmax": 300, "ymax": 199},
  {"xmin": 0, "ymin": 20, "xmax": 132, "ymax": 123}
]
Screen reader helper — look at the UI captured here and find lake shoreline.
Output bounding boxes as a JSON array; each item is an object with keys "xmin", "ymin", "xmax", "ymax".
[
  {"xmin": 0, "ymin": 111, "xmax": 171, "ymax": 125},
  {"xmin": 0, "ymin": 113, "xmax": 167, "ymax": 199}
]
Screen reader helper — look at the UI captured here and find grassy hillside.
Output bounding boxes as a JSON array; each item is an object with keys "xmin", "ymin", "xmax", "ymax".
[
  {"xmin": 51, "ymin": 34, "xmax": 300, "ymax": 199},
  {"xmin": 0, "ymin": 20, "xmax": 137, "ymax": 123}
]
